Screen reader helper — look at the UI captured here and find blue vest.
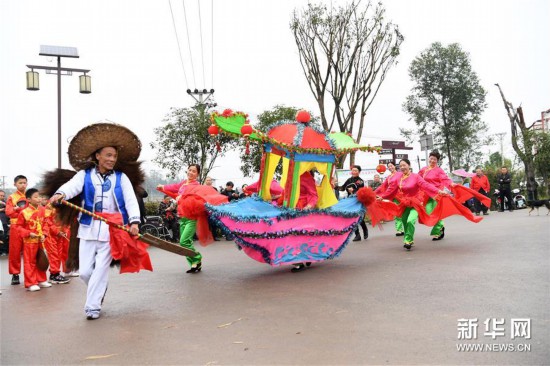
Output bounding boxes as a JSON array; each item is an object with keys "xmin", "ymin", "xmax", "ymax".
[{"xmin": 80, "ymin": 169, "xmax": 129, "ymax": 225}]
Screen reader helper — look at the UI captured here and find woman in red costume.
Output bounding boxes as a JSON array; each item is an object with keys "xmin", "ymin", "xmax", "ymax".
[
  {"xmin": 158, "ymin": 164, "xmax": 228, "ymax": 273},
  {"xmin": 243, "ymin": 178, "xmax": 284, "ymax": 204},
  {"xmin": 375, "ymin": 162, "xmax": 404, "ymax": 236},
  {"xmin": 377, "ymin": 159, "xmax": 447, "ymax": 250},
  {"xmin": 158, "ymin": 165, "xmax": 202, "ymax": 273},
  {"xmin": 295, "ymin": 171, "xmax": 318, "ymax": 210},
  {"xmin": 418, "ymin": 151, "xmax": 454, "ymax": 241}
]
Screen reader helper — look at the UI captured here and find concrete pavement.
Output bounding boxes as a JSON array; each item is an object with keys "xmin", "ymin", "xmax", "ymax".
[{"xmin": 1, "ymin": 209, "xmax": 549, "ymax": 365}]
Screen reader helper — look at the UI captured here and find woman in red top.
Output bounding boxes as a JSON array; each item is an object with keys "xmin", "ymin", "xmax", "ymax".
[
  {"xmin": 375, "ymin": 162, "xmax": 404, "ymax": 236},
  {"xmin": 470, "ymin": 167, "xmax": 490, "ymax": 215},
  {"xmin": 378, "ymin": 159, "xmax": 447, "ymax": 250},
  {"xmin": 158, "ymin": 165, "xmax": 202, "ymax": 273},
  {"xmin": 418, "ymin": 151, "xmax": 454, "ymax": 241}
]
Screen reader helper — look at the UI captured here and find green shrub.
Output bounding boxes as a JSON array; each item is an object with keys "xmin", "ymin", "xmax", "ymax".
[{"xmin": 144, "ymin": 200, "xmax": 160, "ymax": 216}]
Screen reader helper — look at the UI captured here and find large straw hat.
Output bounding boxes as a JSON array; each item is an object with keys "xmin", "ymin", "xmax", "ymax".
[{"xmin": 68, "ymin": 122, "xmax": 141, "ymax": 171}]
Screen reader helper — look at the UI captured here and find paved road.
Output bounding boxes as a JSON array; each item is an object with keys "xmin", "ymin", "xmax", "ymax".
[{"xmin": 1, "ymin": 210, "xmax": 549, "ymax": 365}]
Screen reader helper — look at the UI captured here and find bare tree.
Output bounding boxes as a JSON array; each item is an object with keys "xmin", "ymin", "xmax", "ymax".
[
  {"xmin": 291, "ymin": 0, "xmax": 403, "ymax": 165},
  {"xmin": 494, "ymin": 84, "xmax": 537, "ymax": 186}
]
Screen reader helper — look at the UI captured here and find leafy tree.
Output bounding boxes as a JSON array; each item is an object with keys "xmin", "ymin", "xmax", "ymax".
[
  {"xmin": 238, "ymin": 105, "xmax": 300, "ymax": 177},
  {"xmin": 403, "ymin": 42, "xmax": 488, "ymax": 171},
  {"xmin": 482, "ymin": 152, "xmax": 513, "ymax": 209},
  {"xmin": 150, "ymin": 104, "xmax": 237, "ymax": 181},
  {"xmin": 533, "ymin": 131, "xmax": 550, "ymax": 196},
  {"xmin": 291, "ymin": 0, "xmax": 403, "ymax": 166}
]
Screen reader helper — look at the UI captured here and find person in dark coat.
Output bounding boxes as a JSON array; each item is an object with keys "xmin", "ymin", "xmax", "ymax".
[
  {"xmin": 0, "ymin": 190, "xmax": 9, "ymax": 255},
  {"xmin": 497, "ymin": 166, "xmax": 513, "ymax": 212},
  {"xmin": 336, "ymin": 165, "xmax": 368, "ymax": 241}
]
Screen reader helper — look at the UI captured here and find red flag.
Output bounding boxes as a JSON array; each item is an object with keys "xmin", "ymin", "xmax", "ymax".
[
  {"xmin": 452, "ymin": 185, "xmax": 491, "ymax": 208},
  {"xmin": 429, "ymin": 195, "xmax": 483, "ymax": 224},
  {"xmin": 100, "ymin": 213, "xmax": 153, "ymax": 273}
]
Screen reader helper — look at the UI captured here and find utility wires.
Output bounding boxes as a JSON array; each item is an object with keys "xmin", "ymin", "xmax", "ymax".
[{"xmin": 168, "ymin": 0, "xmax": 189, "ymax": 87}]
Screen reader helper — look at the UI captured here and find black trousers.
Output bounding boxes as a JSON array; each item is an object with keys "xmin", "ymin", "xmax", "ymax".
[
  {"xmin": 0, "ymin": 224, "xmax": 9, "ymax": 254},
  {"xmin": 354, "ymin": 220, "xmax": 368, "ymax": 238},
  {"xmin": 499, "ymin": 188, "xmax": 513, "ymax": 211},
  {"xmin": 473, "ymin": 189, "xmax": 489, "ymax": 213}
]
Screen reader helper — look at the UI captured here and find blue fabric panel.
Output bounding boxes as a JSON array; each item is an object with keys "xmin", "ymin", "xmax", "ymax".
[
  {"xmin": 294, "ymin": 153, "xmax": 335, "ymax": 162},
  {"xmin": 80, "ymin": 169, "xmax": 95, "ymax": 225}
]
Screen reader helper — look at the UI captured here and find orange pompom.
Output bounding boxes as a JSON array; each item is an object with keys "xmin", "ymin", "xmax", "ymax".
[
  {"xmin": 208, "ymin": 124, "xmax": 219, "ymax": 136},
  {"xmin": 241, "ymin": 122, "xmax": 253, "ymax": 137},
  {"xmin": 295, "ymin": 110, "xmax": 311, "ymax": 123},
  {"xmin": 178, "ymin": 194, "xmax": 207, "ymax": 219},
  {"xmin": 356, "ymin": 187, "xmax": 376, "ymax": 207}
]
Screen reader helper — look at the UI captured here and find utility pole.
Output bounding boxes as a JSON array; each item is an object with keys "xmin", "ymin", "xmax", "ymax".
[
  {"xmin": 187, "ymin": 89, "xmax": 216, "ymax": 108},
  {"xmin": 494, "ymin": 132, "xmax": 506, "ymax": 166},
  {"xmin": 187, "ymin": 88, "xmax": 217, "ymax": 182}
]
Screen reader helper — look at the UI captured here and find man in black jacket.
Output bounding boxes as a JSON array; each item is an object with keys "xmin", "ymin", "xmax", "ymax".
[
  {"xmin": 497, "ymin": 166, "xmax": 514, "ymax": 212},
  {"xmin": 221, "ymin": 181, "xmax": 240, "ymax": 201},
  {"xmin": 336, "ymin": 165, "xmax": 368, "ymax": 241}
]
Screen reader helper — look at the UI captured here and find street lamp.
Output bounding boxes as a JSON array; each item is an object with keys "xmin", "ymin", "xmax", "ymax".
[{"xmin": 26, "ymin": 45, "xmax": 92, "ymax": 169}]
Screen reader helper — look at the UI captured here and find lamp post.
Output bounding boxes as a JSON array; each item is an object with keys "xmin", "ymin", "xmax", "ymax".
[{"xmin": 26, "ymin": 45, "xmax": 91, "ymax": 169}]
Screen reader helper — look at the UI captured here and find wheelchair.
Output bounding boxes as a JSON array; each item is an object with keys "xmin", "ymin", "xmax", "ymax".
[{"xmin": 140, "ymin": 216, "xmax": 177, "ymax": 242}]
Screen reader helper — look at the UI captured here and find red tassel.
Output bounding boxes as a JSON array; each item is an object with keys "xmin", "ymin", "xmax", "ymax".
[
  {"xmin": 245, "ymin": 140, "xmax": 250, "ymax": 155},
  {"xmin": 357, "ymin": 187, "xmax": 376, "ymax": 207},
  {"xmin": 216, "ymin": 141, "xmax": 221, "ymax": 152}
]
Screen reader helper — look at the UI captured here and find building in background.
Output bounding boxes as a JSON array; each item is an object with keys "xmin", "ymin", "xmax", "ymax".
[{"xmin": 533, "ymin": 108, "xmax": 550, "ymax": 133}]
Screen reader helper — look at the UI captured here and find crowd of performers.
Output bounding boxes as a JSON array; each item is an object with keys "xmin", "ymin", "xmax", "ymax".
[
  {"xmin": 2, "ymin": 120, "xmax": 489, "ymax": 319},
  {"xmin": 375, "ymin": 152, "xmax": 489, "ymax": 249}
]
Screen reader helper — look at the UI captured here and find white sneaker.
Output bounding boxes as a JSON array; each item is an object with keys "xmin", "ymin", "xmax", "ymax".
[
  {"xmin": 86, "ymin": 310, "xmax": 101, "ymax": 320},
  {"xmin": 28, "ymin": 285, "xmax": 41, "ymax": 292},
  {"xmin": 66, "ymin": 271, "xmax": 80, "ymax": 277},
  {"xmin": 38, "ymin": 281, "xmax": 52, "ymax": 288}
]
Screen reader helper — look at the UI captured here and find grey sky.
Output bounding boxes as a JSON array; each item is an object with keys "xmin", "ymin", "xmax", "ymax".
[{"xmin": 1, "ymin": 0, "xmax": 548, "ymax": 190}]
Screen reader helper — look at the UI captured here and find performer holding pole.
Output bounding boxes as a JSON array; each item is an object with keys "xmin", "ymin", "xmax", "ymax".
[
  {"xmin": 48, "ymin": 123, "xmax": 152, "ymax": 320},
  {"xmin": 158, "ymin": 164, "xmax": 203, "ymax": 273}
]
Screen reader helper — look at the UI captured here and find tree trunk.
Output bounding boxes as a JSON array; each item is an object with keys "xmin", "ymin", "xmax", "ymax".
[
  {"xmin": 495, "ymin": 85, "xmax": 537, "ymax": 189},
  {"xmin": 349, "ymin": 151, "xmax": 356, "ymax": 168}
]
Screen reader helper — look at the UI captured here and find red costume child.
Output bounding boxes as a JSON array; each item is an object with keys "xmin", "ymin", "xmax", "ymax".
[
  {"xmin": 16, "ymin": 188, "xmax": 52, "ymax": 291},
  {"xmin": 6, "ymin": 175, "xmax": 28, "ymax": 285},
  {"xmin": 43, "ymin": 204, "xmax": 71, "ymax": 284}
]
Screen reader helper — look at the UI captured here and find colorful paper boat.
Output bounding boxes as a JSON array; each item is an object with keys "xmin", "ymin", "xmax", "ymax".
[{"xmin": 207, "ymin": 196, "xmax": 365, "ymax": 266}]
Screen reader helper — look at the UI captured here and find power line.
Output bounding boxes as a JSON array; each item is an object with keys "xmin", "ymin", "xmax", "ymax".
[
  {"xmin": 168, "ymin": 0, "xmax": 189, "ymax": 87},
  {"xmin": 182, "ymin": 0, "xmax": 197, "ymax": 87},
  {"xmin": 211, "ymin": 0, "xmax": 214, "ymax": 87},
  {"xmin": 197, "ymin": 0, "xmax": 206, "ymax": 87}
]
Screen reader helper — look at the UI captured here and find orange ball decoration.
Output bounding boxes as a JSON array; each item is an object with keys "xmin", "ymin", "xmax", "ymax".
[
  {"xmin": 208, "ymin": 124, "xmax": 219, "ymax": 136},
  {"xmin": 241, "ymin": 122, "xmax": 253, "ymax": 137},
  {"xmin": 295, "ymin": 110, "xmax": 311, "ymax": 123},
  {"xmin": 376, "ymin": 164, "xmax": 387, "ymax": 174}
]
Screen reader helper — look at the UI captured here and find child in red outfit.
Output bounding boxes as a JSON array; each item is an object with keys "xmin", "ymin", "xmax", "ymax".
[
  {"xmin": 16, "ymin": 188, "xmax": 52, "ymax": 292},
  {"xmin": 43, "ymin": 203, "xmax": 71, "ymax": 284},
  {"xmin": 6, "ymin": 175, "xmax": 28, "ymax": 285}
]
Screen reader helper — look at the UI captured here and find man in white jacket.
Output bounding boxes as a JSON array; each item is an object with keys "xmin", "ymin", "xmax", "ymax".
[{"xmin": 50, "ymin": 124, "xmax": 142, "ymax": 320}]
